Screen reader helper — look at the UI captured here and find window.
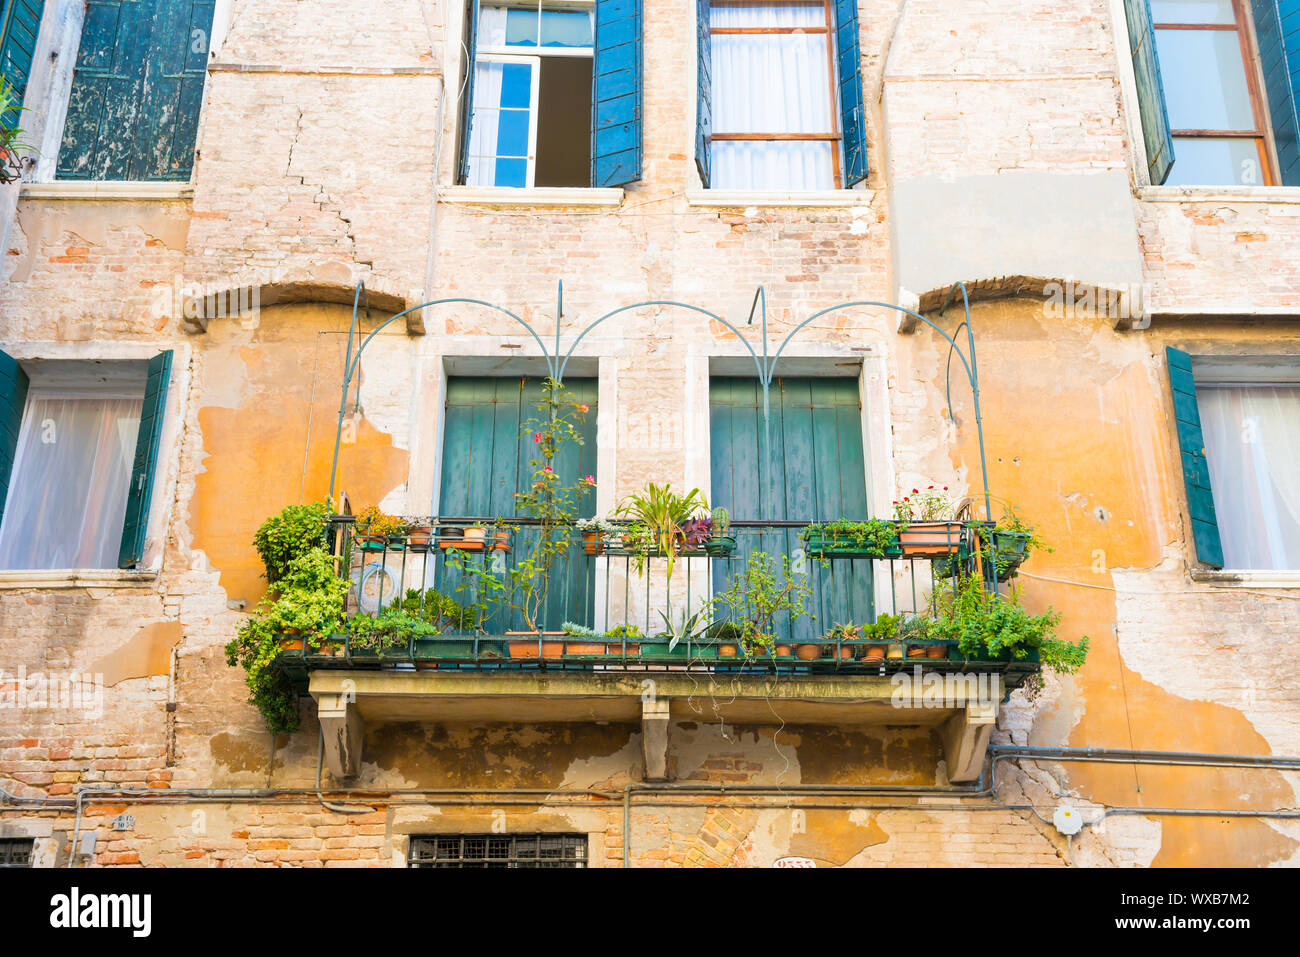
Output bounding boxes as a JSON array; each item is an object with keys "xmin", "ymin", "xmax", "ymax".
[
  {"xmin": 56, "ymin": 0, "xmax": 215, "ymax": 180},
  {"xmin": 696, "ymin": 0, "xmax": 866, "ymax": 190},
  {"xmin": 409, "ymin": 834, "xmax": 588, "ymax": 867},
  {"xmin": 710, "ymin": 377, "xmax": 873, "ymax": 636},
  {"xmin": 0, "ymin": 351, "xmax": 173, "ymax": 571},
  {"xmin": 435, "ymin": 376, "xmax": 598, "ymax": 630},
  {"xmin": 457, "ymin": 0, "xmax": 643, "ymax": 188},
  {"xmin": 0, "ymin": 838, "xmax": 34, "ymax": 867},
  {"xmin": 1125, "ymin": 0, "xmax": 1300, "ymax": 186},
  {"xmin": 1198, "ymin": 381, "xmax": 1300, "ymax": 569},
  {"xmin": 0, "ymin": 0, "xmax": 44, "ymax": 129}
]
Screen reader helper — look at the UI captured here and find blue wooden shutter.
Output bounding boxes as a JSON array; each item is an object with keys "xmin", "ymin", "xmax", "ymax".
[
  {"xmin": 437, "ymin": 377, "xmax": 598, "ymax": 631},
  {"xmin": 0, "ymin": 0, "xmax": 44, "ymax": 129},
  {"xmin": 0, "ymin": 349, "xmax": 29, "ymax": 531},
  {"xmin": 1123, "ymin": 0, "xmax": 1175, "ymax": 185},
  {"xmin": 117, "ymin": 350, "xmax": 171, "ymax": 568},
  {"xmin": 456, "ymin": 0, "xmax": 479, "ymax": 185},
  {"xmin": 1252, "ymin": 0, "xmax": 1300, "ymax": 185},
  {"xmin": 590, "ymin": 0, "xmax": 641, "ymax": 187},
  {"xmin": 1166, "ymin": 347, "xmax": 1224, "ymax": 569},
  {"xmin": 58, "ymin": 0, "xmax": 214, "ymax": 181},
  {"xmin": 832, "ymin": 0, "xmax": 867, "ymax": 186},
  {"xmin": 695, "ymin": 0, "xmax": 711, "ymax": 187},
  {"xmin": 710, "ymin": 378, "xmax": 873, "ymax": 640}
]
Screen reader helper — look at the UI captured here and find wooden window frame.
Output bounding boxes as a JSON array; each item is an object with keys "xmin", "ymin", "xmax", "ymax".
[
  {"xmin": 708, "ymin": 0, "xmax": 843, "ymax": 188},
  {"xmin": 1153, "ymin": 0, "xmax": 1277, "ymax": 185}
]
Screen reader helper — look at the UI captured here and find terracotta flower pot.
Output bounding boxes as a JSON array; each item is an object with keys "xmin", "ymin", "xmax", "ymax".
[
  {"xmin": 407, "ymin": 524, "xmax": 433, "ymax": 550},
  {"xmin": 505, "ymin": 632, "xmax": 566, "ymax": 658},
  {"xmin": 775, "ymin": 644, "xmax": 793, "ymax": 657},
  {"xmin": 926, "ymin": 644, "xmax": 947, "ymax": 659},
  {"xmin": 279, "ymin": 635, "xmax": 304, "ymax": 652},
  {"xmin": 493, "ymin": 530, "xmax": 511, "ymax": 552},
  {"xmin": 565, "ymin": 640, "xmax": 607, "ymax": 655},
  {"xmin": 863, "ymin": 644, "xmax": 885, "ymax": 661},
  {"xmin": 906, "ymin": 645, "xmax": 927, "ymax": 659},
  {"xmin": 717, "ymin": 644, "xmax": 738, "ymax": 658},
  {"xmin": 582, "ymin": 529, "xmax": 603, "ymax": 555},
  {"xmin": 898, "ymin": 521, "xmax": 963, "ymax": 558},
  {"xmin": 795, "ymin": 644, "xmax": 822, "ymax": 661},
  {"xmin": 460, "ymin": 527, "xmax": 487, "ymax": 551}
]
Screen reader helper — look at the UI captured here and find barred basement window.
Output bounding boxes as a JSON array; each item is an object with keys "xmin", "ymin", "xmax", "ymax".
[
  {"xmin": 409, "ymin": 834, "xmax": 588, "ymax": 868},
  {"xmin": 0, "ymin": 838, "xmax": 34, "ymax": 868}
]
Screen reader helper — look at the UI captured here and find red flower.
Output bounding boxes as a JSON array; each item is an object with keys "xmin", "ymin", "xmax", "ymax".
[
  {"xmin": 583, "ymin": 474, "xmax": 596, "ymax": 485},
  {"xmin": 534, "ymin": 432, "xmax": 543, "ymax": 444},
  {"xmin": 578, "ymin": 404, "xmax": 589, "ymax": 414},
  {"xmin": 912, "ymin": 488, "xmax": 919, "ymax": 494},
  {"xmin": 543, "ymin": 466, "xmax": 554, "ymax": 474}
]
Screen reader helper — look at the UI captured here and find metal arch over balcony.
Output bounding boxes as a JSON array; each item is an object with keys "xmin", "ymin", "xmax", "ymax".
[{"xmin": 327, "ymin": 280, "xmax": 994, "ymax": 524}]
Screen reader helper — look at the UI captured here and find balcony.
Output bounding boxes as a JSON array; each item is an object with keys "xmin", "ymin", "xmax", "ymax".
[{"xmin": 270, "ymin": 515, "xmax": 1045, "ymax": 784}]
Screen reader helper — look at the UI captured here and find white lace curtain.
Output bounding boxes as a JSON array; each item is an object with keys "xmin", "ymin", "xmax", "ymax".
[
  {"xmin": 710, "ymin": 4, "xmax": 837, "ymax": 190},
  {"xmin": 1198, "ymin": 384, "xmax": 1300, "ymax": 570},
  {"xmin": 0, "ymin": 393, "xmax": 142, "ymax": 570}
]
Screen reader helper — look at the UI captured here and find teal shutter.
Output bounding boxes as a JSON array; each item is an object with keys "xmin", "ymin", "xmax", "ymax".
[
  {"xmin": 0, "ymin": 349, "xmax": 29, "ymax": 530},
  {"xmin": 832, "ymin": 0, "xmax": 867, "ymax": 186},
  {"xmin": 57, "ymin": 0, "xmax": 215, "ymax": 181},
  {"xmin": 695, "ymin": 0, "xmax": 711, "ymax": 187},
  {"xmin": 590, "ymin": 0, "xmax": 641, "ymax": 187},
  {"xmin": 437, "ymin": 377, "xmax": 598, "ymax": 631},
  {"xmin": 0, "ymin": 0, "xmax": 44, "ymax": 129},
  {"xmin": 1252, "ymin": 0, "xmax": 1300, "ymax": 185},
  {"xmin": 456, "ymin": 0, "xmax": 479, "ymax": 185},
  {"xmin": 1166, "ymin": 348, "xmax": 1223, "ymax": 569},
  {"xmin": 1123, "ymin": 0, "xmax": 1175, "ymax": 185},
  {"xmin": 710, "ymin": 378, "xmax": 873, "ymax": 640},
  {"xmin": 117, "ymin": 350, "xmax": 171, "ymax": 568}
]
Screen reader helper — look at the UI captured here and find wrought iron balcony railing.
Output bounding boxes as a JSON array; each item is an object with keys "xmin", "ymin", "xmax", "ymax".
[{"xmin": 272, "ymin": 515, "xmax": 1040, "ymax": 690}]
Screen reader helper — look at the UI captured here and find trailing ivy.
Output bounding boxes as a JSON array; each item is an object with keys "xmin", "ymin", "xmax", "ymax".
[{"xmin": 252, "ymin": 501, "xmax": 331, "ymax": 585}]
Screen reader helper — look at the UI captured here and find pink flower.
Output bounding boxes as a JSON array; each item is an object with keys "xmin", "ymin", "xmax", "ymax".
[
  {"xmin": 583, "ymin": 475, "xmax": 596, "ymax": 485},
  {"xmin": 543, "ymin": 466, "xmax": 554, "ymax": 474},
  {"xmin": 534, "ymin": 432, "xmax": 543, "ymax": 444},
  {"xmin": 578, "ymin": 404, "xmax": 589, "ymax": 413}
]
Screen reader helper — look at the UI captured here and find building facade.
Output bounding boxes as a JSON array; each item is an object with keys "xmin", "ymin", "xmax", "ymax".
[{"xmin": 1, "ymin": 0, "xmax": 1299, "ymax": 868}]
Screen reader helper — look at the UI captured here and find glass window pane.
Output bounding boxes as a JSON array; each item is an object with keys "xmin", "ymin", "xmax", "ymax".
[
  {"xmin": 494, "ymin": 157, "xmax": 528, "ymax": 187},
  {"xmin": 1150, "ymin": 0, "xmax": 1235, "ymax": 24},
  {"xmin": 505, "ymin": 8, "xmax": 539, "ymax": 46},
  {"xmin": 712, "ymin": 34, "xmax": 833, "ymax": 134},
  {"xmin": 467, "ymin": 60, "xmax": 535, "ymax": 187},
  {"xmin": 713, "ymin": 141, "xmax": 835, "ymax": 190},
  {"xmin": 499, "ymin": 62, "xmax": 532, "ymax": 108},
  {"xmin": 1166, "ymin": 136, "xmax": 1264, "ymax": 185},
  {"xmin": 711, "ymin": 4, "xmax": 825, "ymax": 29},
  {"xmin": 540, "ymin": 10, "xmax": 593, "ymax": 47},
  {"xmin": 1155, "ymin": 28, "xmax": 1255, "ymax": 130},
  {"xmin": 1198, "ymin": 384, "xmax": 1300, "ymax": 569}
]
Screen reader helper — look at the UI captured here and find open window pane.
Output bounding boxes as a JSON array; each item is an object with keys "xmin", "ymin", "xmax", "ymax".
[
  {"xmin": 0, "ymin": 393, "xmax": 142, "ymax": 570},
  {"xmin": 1198, "ymin": 384, "xmax": 1300, "ymax": 569},
  {"xmin": 467, "ymin": 60, "xmax": 536, "ymax": 187},
  {"xmin": 1154, "ymin": 28, "xmax": 1255, "ymax": 130},
  {"xmin": 1166, "ymin": 136, "xmax": 1263, "ymax": 185}
]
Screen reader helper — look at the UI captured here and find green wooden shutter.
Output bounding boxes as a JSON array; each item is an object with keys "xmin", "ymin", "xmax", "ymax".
[
  {"xmin": 437, "ymin": 377, "xmax": 598, "ymax": 631},
  {"xmin": 0, "ymin": 0, "xmax": 44, "ymax": 129},
  {"xmin": 590, "ymin": 0, "xmax": 641, "ymax": 187},
  {"xmin": 710, "ymin": 378, "xmax": 873, "ymax": 640},
  {"xmin": 695, "ymin": 0, "xmax": 711, "ymax": 188},
  {"xmin": 117, "ymin": 350, "xmax": 171, "ymax": 568},
  {"xmin": 456, "ymin": 0, "xmax": 480, "ymax": 186},
  {"xmin": 1166, "ymin": 347, "xmax": 1224, "ymax": 568},
  {"xmin": 57, "ymin": 0, "xmax": 214, "ymax": 181},
  {"xmin": 1123, "ymin": 0, "xmax": 1175, "ymax": 185},
  {"xmin": 832, "ymin": 0, "xmax": 867, "ymax": 186},
  {"xmin": 1253, "ymin": 0, "xmax": 1300, "ymax": 185},
  {"xmin": 0, "ymin": 349, "xmax": 29, "ymax": 530}
]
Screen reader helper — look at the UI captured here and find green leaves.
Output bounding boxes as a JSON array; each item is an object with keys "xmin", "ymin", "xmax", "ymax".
[
  {"xmin": 711, "ymin": 551, "xmax": 811, "ymax": 657},
  {"xmin": 253, "ymin": 501, "xmax": 330, "ymax": 584}
]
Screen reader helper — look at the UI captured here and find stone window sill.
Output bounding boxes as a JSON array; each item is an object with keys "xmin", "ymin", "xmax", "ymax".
[
  {"xmin": 1138, "ymin": 185, "xmax": 1300, "ymax": 204},
  {"xmin": 438, "ymin": 186, "xmax": 623, "ymax": 207},
  {"xmin": 1189, "ymin": 569, "xmax": 1300, "ymax": 589},
  {"xmin": 19, "ymin": 182, "xmax": 194, "ymax": 201},
  {"xmin": 686, "ymin": 188, "xmax": 874, "ymax": 208},
  {"xmin": 0, "ymin": 569, "xmax": 158, "ymax": 590}
]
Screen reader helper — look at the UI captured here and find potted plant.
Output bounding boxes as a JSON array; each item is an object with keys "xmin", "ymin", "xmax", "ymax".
[
  {"xmin": 702, "ymin": 506, "xmax": 736, "ymax": 557},
  {"xmin": 825, "ymin": 622, "xmax": 860, "ymax": 659},
  {"xmin": 801, "ymin": 518, "xmax": 900, "ymax": 559},
  {"xmin": 0, "ymin": 78, "xmax": 34, "ymax": 185},
  {"xmin": 893, "ymin": 487, "xmax": 963, "ymax": 558},
  {"xmin": 356, "ymin": 505, "xmax": 408, "ymax": 550},
  {"xmin": 348, "ymin": 605, "xmax": 438, "ymax": 658},
  {"xmin": 575, "ymin": 517, "xmax": 613, "ymax": 555},
  {"xmin": 711, "ymin": 551, "xmax": 811, "ymax": 660},
  {"xmin": 977, "ymin": 505, "xmax": 1050, "ymax": 582},
  {"xmin": 252, "ymin": 501, "xmax": 331, "ymax": 585},
  {"xmin": 406, "ymin": 519, "xmax": 434, "ymax": 551},
  {"xmin": 604, "ymin": 621, "xmax": 642, "ymax": 655},
  {"xmin": 862, "ymin": 614, "xmax": 897, "ymax": 661},
  {"xmin": 561, "ymin": 621, "xmax": 608, "ymax": 656}
]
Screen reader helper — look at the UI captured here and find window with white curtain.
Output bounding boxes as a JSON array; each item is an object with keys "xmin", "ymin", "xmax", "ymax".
[
  {"xmin": 1197, "ymin": 382, "xmax": 1300, "ymax": 570},
  {"xmin": 710, "ymin": 1, "xmax": 842, "ymax": 190},
  {"xmin": 467, "ymin": 2, "xmax": 595, "ymax": 188},
  {"xmin": 0, "ymin": 384, "xmax": 143, "ymax": 570}
]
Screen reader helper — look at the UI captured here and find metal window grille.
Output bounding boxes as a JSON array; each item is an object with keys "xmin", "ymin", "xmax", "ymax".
[
  {"xmin": 0, "ymin": 838, "xmax": 34, "ymax": 868},
  {"xmin": 409, "ymin": 834, "xmax": 587, "ymax": 868}
]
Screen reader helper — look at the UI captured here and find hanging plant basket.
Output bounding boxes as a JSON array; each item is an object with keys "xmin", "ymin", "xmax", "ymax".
[
  {"xmin": 898, "ymin": 521, "xmax": 963, "ymax": 558},
  {"xmin": 803, "ymin": 531, "xmax": 903, "ymax": 559},
  {"xmin": 989, "ymin": 529, "xmax": 1032, "ymax": 582},
  {"xmin": 702, "ymin": 534, "xmax": 737, "ymax": 557}
]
